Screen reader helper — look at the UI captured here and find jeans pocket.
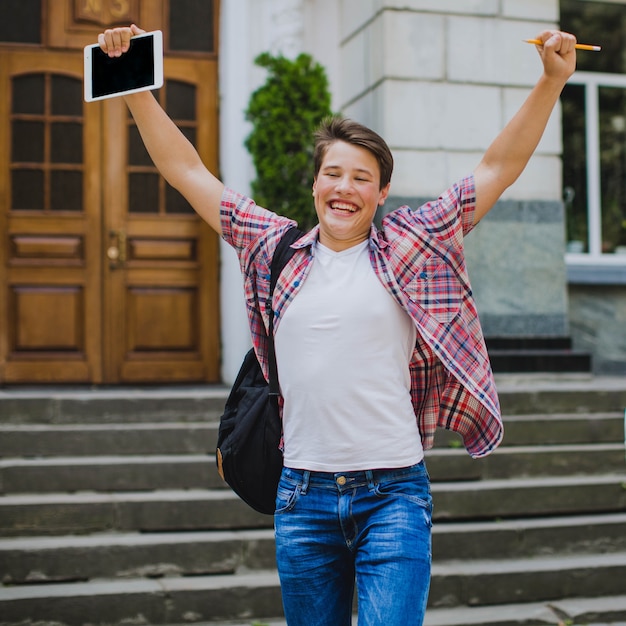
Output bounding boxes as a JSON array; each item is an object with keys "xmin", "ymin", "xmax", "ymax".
[
  {"xmin": 275, "ymin": 476, "xmax": 301, "ymax": 514},
  {"xmin": 374, "ymin": 475, "xmax": 433, "ymax": 517}
]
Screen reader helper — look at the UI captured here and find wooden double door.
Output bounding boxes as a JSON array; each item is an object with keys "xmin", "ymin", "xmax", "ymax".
[{"xmin": 0, "ymin": 49, "xmax": 220, "ymax": 384}]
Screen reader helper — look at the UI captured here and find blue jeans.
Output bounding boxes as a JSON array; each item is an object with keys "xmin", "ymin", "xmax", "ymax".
[{"xmin": 274, "ymin": 462, "xmax": 432, "ymax": 626}]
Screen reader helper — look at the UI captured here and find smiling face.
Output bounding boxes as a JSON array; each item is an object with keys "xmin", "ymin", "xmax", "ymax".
[{"xmin": 312, "ymin": 140, "xmax": 390, "ymax": 252}]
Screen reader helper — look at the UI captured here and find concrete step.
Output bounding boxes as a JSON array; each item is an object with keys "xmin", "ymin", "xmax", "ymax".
[
  {"xmin": 1, "ymin": 442, "xmax": 623, "ymax": 494},
  {"xmin": 427, "ymin": 443, "xmax": 626, "ymax": 481},
  {"xmin": 3, "ymin": 513, "xmax": 626, "ymax": 585},
  {"xmin": 435, "ymin": 411, "xmax": 624, "ymax": 447},
  {"xmin": 0, "ymin": 530, "xmax": 278, "ymax": 584},
  {"xmin": 422, "ymin": 596, "xmax": 626, "ymax": 626},
  {"xmin": 0, "ymin": 455, "xmax": 223, "ymax": 493},
  {"xmin": 431, "ymin": 473, "xmax": 626, "ymax": 521},
  {"xmin": 2, "ymin": 474, "xmax": 625, "ymax": 536},
  {"xmin": 1, "ymin": 376, "xmax": 625, "ymax": 425},
  {"xmin": 0, "ymin": 489, "xmax": 272, "ymax": 537},
  {"xmin": 489, "ymin": 348, "xmax": 592, "ymax": 374},
  {"xmin": 0, "ymin": 571, "xmax": 283, "ymax": 625},
  {"xmin": 0, "ymin": 387, "xmax": 230, "ymax": 424},
  {"xmin": 165, "ymin": 600, "xmax": 626, "ymax": 626},
  {"xmin": 433, "ymin": 511, "xmax": 626, "ymax": 560},
  {"xmin": 0, "ymin": 422, "xmax": 217, "ymax": 457},
  {"xmin": 2, "ymin": 553, "xmax": 626, "ymax": 625},
  {"xmin": 502, "ymin": 411, "xmax": 625, "ymax": 444},
  {"xmin": 0, "ymin": 413, "xmax": 622, "ymax": 465},
  {"xmin": 423, "ymin": 595, "xmax": 626, "ymax": 626},
  {"xmin": 429, "ymin": 551, "xmax": 626, "ymax": 608},
  {"xmin": 495, "ymin": 375, "xmax": 626, "ymax": 415}
]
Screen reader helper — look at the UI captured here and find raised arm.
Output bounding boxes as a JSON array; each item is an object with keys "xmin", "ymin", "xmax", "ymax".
[
  {"xmin": 473, "ymin": 30, "xmax": 577, "ymax": 224},
  {"xmin": 98, "ymin": 25, "xmax": 224, "ymax": 233}
]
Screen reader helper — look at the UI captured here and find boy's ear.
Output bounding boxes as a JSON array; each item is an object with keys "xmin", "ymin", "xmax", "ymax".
[{"xmin": 378, "ymin": 182, "xmax": 391, "ymax": 205}]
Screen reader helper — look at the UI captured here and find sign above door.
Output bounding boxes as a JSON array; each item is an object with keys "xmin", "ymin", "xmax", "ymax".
[{"xmin": 74, "ymin": 0, "xmax": 140, "ymax": 27}]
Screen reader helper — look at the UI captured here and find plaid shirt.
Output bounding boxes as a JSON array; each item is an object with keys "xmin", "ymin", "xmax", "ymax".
[{"xmin": 221, "ymin": 174, "xmax": 503, "ymax": 458}]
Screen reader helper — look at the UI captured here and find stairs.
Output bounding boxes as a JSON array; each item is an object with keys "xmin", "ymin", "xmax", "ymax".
[
  {"xmin": 485, "ymin": 337, "xmax": 592, "ymax": 374},
  {"xmin": 0, "ymin": 378, "xmax": 625, "ymax": 626}
]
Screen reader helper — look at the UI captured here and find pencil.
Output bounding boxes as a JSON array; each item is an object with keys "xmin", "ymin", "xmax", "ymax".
[{"xmin": 524, "ymin": 38, "xmax": 601, "ymax": 52}]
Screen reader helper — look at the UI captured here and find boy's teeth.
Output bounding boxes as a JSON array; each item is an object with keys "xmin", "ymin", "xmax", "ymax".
[{"xmin": 331, "ymin": 202, "xmax": 356, "ymax": 212}]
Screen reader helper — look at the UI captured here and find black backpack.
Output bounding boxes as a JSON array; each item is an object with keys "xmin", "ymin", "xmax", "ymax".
[{"xmin": 216, "ymin": 226, "xmax": 303, "ymax": 514}]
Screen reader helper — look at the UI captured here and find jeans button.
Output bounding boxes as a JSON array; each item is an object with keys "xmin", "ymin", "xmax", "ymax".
[{"xmin": 336, "ymin": 476, "xmax": 347, "ymax": 486}]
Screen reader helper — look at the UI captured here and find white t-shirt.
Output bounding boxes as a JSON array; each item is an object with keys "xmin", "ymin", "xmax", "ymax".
[{"xmin": 274, "ymin": 240, "xmax": 424, "ymax": 472}]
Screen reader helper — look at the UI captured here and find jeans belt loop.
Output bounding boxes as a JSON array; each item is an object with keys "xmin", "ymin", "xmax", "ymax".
[
  {"xmin": 365, "ymin": 469, "xmax": 376, "ymax": 490},
  {"xmin": 301, "ymin": 470, "xmax": 311, "ymax": 495}
]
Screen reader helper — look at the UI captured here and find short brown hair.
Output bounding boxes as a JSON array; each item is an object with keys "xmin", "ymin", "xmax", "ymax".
[{"xmin": 313, "ymin": 117, "xmax": 394, "ymax": 190}]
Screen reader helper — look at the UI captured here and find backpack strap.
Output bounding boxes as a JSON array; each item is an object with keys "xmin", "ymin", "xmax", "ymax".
[{"xmin": 267, "ymin": 226, "xmax": 303, "ymax": 397}]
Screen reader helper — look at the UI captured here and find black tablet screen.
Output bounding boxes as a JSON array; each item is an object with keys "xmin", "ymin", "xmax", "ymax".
[{"xmin": 91, "ymin": 34, "xmax": 155, "ymax": 98}]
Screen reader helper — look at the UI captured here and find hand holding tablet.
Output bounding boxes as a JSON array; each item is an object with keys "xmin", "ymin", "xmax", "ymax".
[{"xmin": 84, "ymin": 28, "xmax": 163, "ymax": 102}]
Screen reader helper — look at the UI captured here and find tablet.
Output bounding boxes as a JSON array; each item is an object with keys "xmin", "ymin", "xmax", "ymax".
[{"xmin": 84, "ymin": 30, "xmax": 163, "ymax": 102}]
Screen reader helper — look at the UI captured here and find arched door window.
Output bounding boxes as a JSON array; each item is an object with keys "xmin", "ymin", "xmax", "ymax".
[{"xmin": 11, "ymin": 73, "xmax": 83, "ymax": 213}]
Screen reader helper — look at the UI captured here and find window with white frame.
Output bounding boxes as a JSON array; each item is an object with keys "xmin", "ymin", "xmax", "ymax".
[{"xmin": 561, "ymin": 0, "xmax": 626, "ymax": 262}]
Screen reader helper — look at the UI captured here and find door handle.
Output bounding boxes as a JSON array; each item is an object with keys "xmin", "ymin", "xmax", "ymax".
[{"xmin": 107, "ymin": 229, "xmax": 127, "ymax": 267}]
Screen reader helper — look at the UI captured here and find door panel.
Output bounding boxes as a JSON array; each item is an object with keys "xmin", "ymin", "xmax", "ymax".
[
  {"xmin": 0, "ymin": 50, "xmax": 102, "ymax": 383},
  {"xmin": 101, "ymin": 58, "xmax": 220, "ymax": 383}
]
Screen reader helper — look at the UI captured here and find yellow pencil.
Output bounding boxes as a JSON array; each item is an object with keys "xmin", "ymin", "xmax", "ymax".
[{"xmin": 524, "ymin": 38, "xmax": 601, "ymax": 52}]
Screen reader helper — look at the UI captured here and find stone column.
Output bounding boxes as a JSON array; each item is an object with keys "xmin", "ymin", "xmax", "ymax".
[{"xmin": 270, "ymin": 0, "xmax": 305, "ymax": 58}]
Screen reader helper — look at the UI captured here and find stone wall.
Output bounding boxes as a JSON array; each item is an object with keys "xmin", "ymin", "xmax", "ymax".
[
  {"xmin": 463, "ymin": 201, "xmax": 570, "ymax": 337},
  {"xmin": 569, "ymin": 285, "xmax": 626, "ymax": 375}
]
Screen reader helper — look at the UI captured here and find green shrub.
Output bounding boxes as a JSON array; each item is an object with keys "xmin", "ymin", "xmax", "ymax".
[{"xmin": 245, "ymin": 52, "xmax": 335, "ymax": 231}]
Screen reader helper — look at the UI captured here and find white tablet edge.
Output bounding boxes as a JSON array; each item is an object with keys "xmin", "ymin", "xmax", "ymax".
[{"xmin": 84, "ymin": 30, "xmax": 163, "ymax": 103}]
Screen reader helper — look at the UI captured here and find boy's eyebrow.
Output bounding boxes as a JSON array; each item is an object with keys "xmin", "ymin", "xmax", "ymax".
[{"xmin": 322, "ymin": 164, "xmax": 375, "ymax": 177}]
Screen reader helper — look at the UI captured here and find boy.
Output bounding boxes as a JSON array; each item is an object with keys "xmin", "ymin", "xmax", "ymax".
[{"xmin": 98, "ymin": 25, "xmax": 576, "ymax": 625}]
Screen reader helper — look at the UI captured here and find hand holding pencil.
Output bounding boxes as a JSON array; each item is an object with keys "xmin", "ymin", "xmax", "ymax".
[
  {"xmin": 524, "ymin": 39, "xmax": 601, "ymax": 52},
  {"xmin": 525, "ymin": 31, "xmax": 578, "ymax": 84}
]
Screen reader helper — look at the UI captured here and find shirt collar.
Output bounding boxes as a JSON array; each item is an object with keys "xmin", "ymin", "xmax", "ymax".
[
  {"xmin": 294, "ymin": 223, "xmax": 388, "ymax": 251},
  {"xmin": 293, "ymin": 225, "xmax": 319, "ymax": 249},
  {"xmin": 369, "ymin": 223, "xmax": 388, "ymax": 250}
]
